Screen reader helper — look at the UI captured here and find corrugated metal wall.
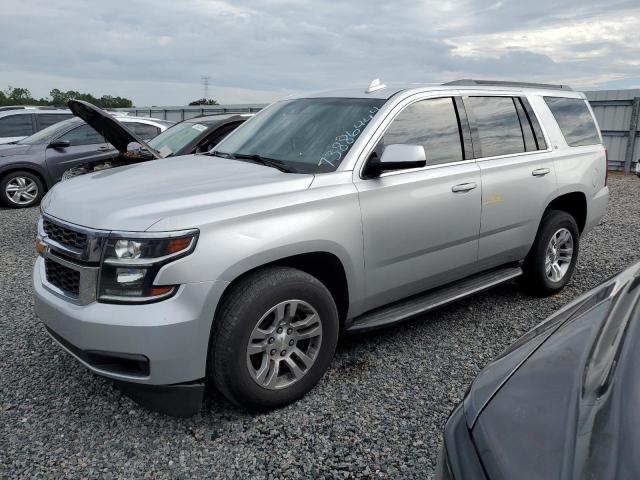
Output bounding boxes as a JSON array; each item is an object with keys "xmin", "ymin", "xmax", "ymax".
[
  {"xmin": 586, "ymin": 90, "xmax": 640, "ymax": 172},
  {"xmin": 116, "ymin": 104, "xmax": 266, "ymax": 123}
]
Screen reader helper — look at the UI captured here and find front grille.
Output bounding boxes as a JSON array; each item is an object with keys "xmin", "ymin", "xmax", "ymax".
[
  {"xmin": 43, "ymin": 219, "xmax": 87, "ymax": 251},
  {"xmin": 45, "ymin": 258, "xmax": 80, "ymax": 295}
]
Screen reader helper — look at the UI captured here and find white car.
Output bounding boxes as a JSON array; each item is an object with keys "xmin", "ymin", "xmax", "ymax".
[
  {"xmin": 110, "ymin": 114, "xmax": 173, "ymax": 141},
  {"xmin": 636, "ymin": 160, "xmax": 640, "ymax": 177}
]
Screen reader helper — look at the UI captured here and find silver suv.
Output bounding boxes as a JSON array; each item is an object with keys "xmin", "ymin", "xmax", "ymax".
[{"xmin": 33, "ymin": 79, "xmax": 609, "ymax": 415}]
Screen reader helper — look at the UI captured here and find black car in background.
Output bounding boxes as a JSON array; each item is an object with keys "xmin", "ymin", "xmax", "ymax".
[
  {"xmin": 439, "ymin": 261, "xmax": 640, "ymax": 479},
  {"xmin": 145, "ymin": 113, "xmax": 252, "ymax": 158}
]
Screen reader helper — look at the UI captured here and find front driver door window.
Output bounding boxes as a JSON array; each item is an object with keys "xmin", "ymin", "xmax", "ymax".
[
  {"xmin": 355, "ymin": 97, "xmax": 482, "ymax": 310},
  {"xmin": 45, "ymin": 124, "xmax": 113, "ymax": 181}
]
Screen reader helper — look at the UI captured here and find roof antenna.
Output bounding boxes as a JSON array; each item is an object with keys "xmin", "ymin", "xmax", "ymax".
[{"xmin": 366, "ymin": 78, "xmax": 387, "ymax": 93}]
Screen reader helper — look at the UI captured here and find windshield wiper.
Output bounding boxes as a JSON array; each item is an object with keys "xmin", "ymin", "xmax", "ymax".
[{"xmin": 211, "ymin": 151, "xmax": 297, "ymax": 173}]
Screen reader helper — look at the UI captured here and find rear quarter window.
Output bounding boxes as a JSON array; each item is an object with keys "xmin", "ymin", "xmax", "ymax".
[
  {"xmin": 0, "ymin": 114, "xmax": 34, "ymax": 137},
  {"xmin": 544, "ymin": 97, "xmax": 600, "ymax": 147}
]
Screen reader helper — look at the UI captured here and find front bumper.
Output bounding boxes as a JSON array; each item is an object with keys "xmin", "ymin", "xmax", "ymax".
[{"xmin": 34, "ymin": 255, "xmax": 227, "ymax": 386}]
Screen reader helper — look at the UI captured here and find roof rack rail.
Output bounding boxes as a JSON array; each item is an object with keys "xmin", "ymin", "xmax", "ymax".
[{"xmin": 443, "ymin": 79, "xmax": 573, "ymax": 91}]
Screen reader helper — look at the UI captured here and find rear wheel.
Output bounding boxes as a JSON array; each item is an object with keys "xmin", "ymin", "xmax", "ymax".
[
  {"xmin": 209, "ymin": 267, "xmax": 339, "ymax": 410},
  {"xmin": 0, "ymin": 170, "xmax": 44, "ymax": 208},
  {"xmin": 521, "ymin": 210, "xmax": 579, "ymax": 296}
]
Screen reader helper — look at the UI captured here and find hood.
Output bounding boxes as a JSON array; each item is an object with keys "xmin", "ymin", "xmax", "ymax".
[
  {"xmin": 67, "ymin": 99, "xmax": 161, "ymax": 158},
  {"xmin": 0, "ymin": 143, "xmax": 33, "ymax": 157},
  {"xmin": 42, "ymin": 154, "xmax": 314, "ymax": 231}
]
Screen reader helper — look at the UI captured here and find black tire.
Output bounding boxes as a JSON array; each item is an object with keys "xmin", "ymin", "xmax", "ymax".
[
  {"xmin": 0, "ymin": 170, "xmax": 44, "ymax": 208},
  {"xmin": 209, "ymin": 266, "xmax": 339, "ymax": 410},
  {"xmin": 520, "ymin": 209, "xmax": 580, "ymax": 296}
]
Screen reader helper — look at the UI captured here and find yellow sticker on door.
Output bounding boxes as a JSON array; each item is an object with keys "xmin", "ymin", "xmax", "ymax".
[{"xmin": 484, "ymin": 194, "xmax": 503, "ymax": 205}]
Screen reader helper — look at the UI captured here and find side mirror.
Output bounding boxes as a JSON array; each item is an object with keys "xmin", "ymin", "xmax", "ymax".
[
  {"xmin": 363, "ymin": 144, "xmax": 427, "ymax": 177},
  {"xmin": 48, "ymin": 140, "xmax": 71, "ymax": 149},
  {"xmin": 127, "ymin": 142, "xmax": 142, "ymax": 153}
]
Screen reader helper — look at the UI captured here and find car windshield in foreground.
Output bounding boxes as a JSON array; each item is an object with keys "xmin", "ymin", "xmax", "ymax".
[
  {"xmin": 16, "ymin": 118, "xmax": 80, "ymax": 145},
  {"xmin": 147, "ymin": 120, "xmax": 215, "ymax": 157},
  {"xmin": 212, "ymin": 97, "xmax": 385, "ymax": 173}
]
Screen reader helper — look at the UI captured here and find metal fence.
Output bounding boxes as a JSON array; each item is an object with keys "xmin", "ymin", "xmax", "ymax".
[
  {"xmin": 114, "ymin": 104, "xmax": 267, "ymax": 123},
  {"xmin": 117, "ymin": 91, "xmax": 640, "ymax": 172},
  {"xmin": 586, "ymin": 90, "xmax": 640, "ymax": 172}
]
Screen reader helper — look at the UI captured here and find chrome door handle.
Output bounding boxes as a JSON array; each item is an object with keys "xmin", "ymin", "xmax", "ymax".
[
  {"xmin": 532, "ymin": 168, "xmax": 551, "ymax": 177},
  {"xmin": 451, "ymin": 182, "xmax": 477, "ymax": 193},
  {"xmin": 98, "ymin": 146, "xmax": 112, "ymax": 151}
]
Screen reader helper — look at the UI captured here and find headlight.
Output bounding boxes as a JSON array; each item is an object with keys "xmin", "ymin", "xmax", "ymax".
[{"xmin": 98, "ymin": 230, "xmax": 198, "ymax": 303}]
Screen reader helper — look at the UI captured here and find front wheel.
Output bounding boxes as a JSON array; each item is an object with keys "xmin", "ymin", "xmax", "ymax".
[
  {"xmin": 0, "ymin": 170, "xmax": 44, "ymax": 208},
  {"xmin": 209, "ymin": 267, "xmax": 339, "ymax": 410},
  {"xmin": 520, "ymin": 210, "xmax": 580, "ymax": 296}
]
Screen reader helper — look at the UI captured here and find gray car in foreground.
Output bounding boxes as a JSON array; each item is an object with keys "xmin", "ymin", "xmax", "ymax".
[
  {"xmin": 438, "ymin": 260, "xmax": 640, "ymax": 479},
  {"xmin": 33, "ymin": 79, "xmax": 609, "ymax": 415}
]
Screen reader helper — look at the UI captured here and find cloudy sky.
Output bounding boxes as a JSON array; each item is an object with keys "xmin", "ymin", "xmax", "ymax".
[{"xmin": 2, "ymin": 0, "xmax": 639, "ymax": 106}]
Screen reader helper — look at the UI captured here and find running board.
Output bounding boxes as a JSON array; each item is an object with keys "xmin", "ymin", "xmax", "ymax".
[{"xmin": 346, "ymin": 266, "xmax": 523, "ymax": 333}]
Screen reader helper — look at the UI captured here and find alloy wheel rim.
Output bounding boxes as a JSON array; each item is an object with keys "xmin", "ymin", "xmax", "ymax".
[
  {"xmin": 5, "ymin": 176, "xmax": 38, "ymax": 205},
  {"xmin": 545, "ymin": 227, "xmax": 574, "ymax": 282},
  {"xmin": 246, "ymin": 299, "xmax": 323, "ymax": 390}
]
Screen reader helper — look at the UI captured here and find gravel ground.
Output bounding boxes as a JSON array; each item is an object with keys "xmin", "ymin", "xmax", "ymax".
[{"xmin": 1, "ymin": 173, "xmax": 639, "ymax": 479}]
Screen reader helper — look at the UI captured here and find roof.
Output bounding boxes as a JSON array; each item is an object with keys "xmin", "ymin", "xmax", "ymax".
[
  {"xmin": 0, "ymin": 109, "xmax": 72, "ymax": 117},
  {"xmin": 289, "ymin": 79, "xmax": 585, "ymax": 101},
  {"xmin": 182, "ymin": 113, "xmax": 253, "ymax": 123}
]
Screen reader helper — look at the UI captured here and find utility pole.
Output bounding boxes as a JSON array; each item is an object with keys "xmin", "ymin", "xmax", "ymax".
[{"xmin": 201, "ymin": 76, "xmax": 211, "ymax": 101}]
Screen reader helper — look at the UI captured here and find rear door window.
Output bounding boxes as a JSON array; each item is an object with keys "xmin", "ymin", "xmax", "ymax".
[
  {"xmin": 37, "ymin": 114, "xmax": 73, "ymax": 130},
  {"xmin": 544, "ymin": 97, "xmax": 600, "ymax": 147},
  {"xmin": 0, "ymin": 114, "xmax": 34, "ymax": 137},
  {"xmin": 466, "ymin": 97, "xmax": 525, "ymax": 158},
  {"xmin": 382, "ymin": 97, "xmax": 465, "ymax": 165}
]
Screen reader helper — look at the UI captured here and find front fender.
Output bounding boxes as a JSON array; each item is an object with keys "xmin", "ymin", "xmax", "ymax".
[{"xmin": 0, "ymin": 160, "xmax": 53, "ymax": 188}]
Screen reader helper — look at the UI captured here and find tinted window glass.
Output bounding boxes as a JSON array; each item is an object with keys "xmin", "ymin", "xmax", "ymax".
[
  {"xmin": 215, "ymin": 98, "xmax": 385, "ymax": 173},
  {"xmin": 514, "ymin": 99, "xmax": 537, "ymax": 151},
  {"xmin": 0, "ymin": 114, "xmax": 33, "ymax": 137},
  {"xmin": 467, "ymin": 97, "xmax": 525, "ymax": 157},
  {"xmin": 544, "ymin": 97, "xmax": 600, "ymax": 147},
  {"xmin": 38, "ymin": 114, "xmax": 73, "ymax": 130},
  {"xmin": 382, "ymin": 97, "xmax": 463, "ymax": 165},
  {"xmin": 59, "ymin": 124, "xmax": 105, "ymax": 146},
  {"xmin": 126, "ymin": 122, "xmax": 160, "ymax": 140}
]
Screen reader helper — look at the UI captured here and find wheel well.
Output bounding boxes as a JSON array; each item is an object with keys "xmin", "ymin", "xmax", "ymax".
[
  {"xmin": 225, "ymin": 252, "xmax": 350, "ymax": 324},
  {"xmin": 0, "ymin": 167, "xmax": 49, "ymax": 191},
  {"xmin": 545, "ymin": 192, "xmax": 587, "ymax": 233}
]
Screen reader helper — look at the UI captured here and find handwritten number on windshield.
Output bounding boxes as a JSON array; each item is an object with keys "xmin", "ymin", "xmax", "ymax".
[{"xmin": 318, "ymin": 107, "xmax": 380, "ymax": 167}]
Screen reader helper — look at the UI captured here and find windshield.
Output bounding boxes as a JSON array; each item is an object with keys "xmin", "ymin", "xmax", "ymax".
[
  {"xmin": 214, "ymin": 98, "xmax": 385, "ymax": 173},
  {"xmin": 147, "ymin": 120, "xmax": 215, "ymax": 157},
  {"xmin": 17, "ymin": 118, "xmax": 80, "ymax": 145}
]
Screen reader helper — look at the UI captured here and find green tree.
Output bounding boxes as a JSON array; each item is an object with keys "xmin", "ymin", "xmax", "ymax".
[
  {"xmin": 188, "ymin": 98, "xmax": 219, "ymax": 106},
  {"xmin": 2, "ymin": 85, "xmax": 133, "ymax": 108}
]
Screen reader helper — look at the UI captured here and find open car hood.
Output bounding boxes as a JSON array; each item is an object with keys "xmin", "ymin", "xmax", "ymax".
[{"xmin": 67, "ymin": 99, "xmax": 161, "ymax": 159}]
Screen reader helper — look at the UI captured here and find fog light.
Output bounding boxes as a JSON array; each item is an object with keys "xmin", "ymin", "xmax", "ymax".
[
  {"xmin": 114, "ymin": 239, "xmax": 142, "ymax": 259},
  {"xmin": 35, "ymin": 237, "xmax": 47, "ymax": 255},
  {"xmin": 116, "ymin": 268, "xmax": 146, "ymax": 284}
]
